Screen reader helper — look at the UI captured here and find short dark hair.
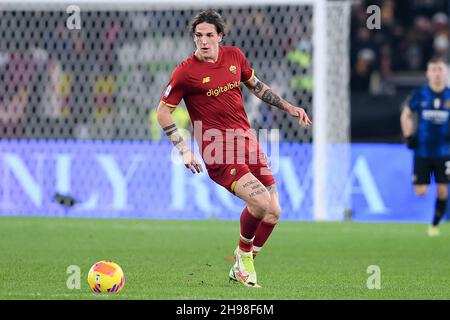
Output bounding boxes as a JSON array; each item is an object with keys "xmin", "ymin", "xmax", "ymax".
[
  {"xmin": 189, "ymin": 10, "xmax": 225, "ymax": 36},
  {"xmin": 428, "ymin": 56, "xmax": 447, "ymax": 66}
]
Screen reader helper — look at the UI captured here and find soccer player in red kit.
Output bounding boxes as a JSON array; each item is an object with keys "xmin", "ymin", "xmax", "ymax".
[{"xmin": 156, "ymin": 10, "xmax": 311, "ymax": 288}]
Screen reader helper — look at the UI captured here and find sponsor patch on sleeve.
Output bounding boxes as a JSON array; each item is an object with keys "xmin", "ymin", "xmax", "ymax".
[{"xmin": 163, "ymin": 84, "xmax": 172, "ymax": 98}]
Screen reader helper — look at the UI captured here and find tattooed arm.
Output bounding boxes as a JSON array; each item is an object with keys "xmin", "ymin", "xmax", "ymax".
[
  {"xmin": 156, "ymin": 101, "xmax": 203, "ymax": 174},
  {"xmin": 244, "ymin": 76, "xmax": 312, "ymax": 127}
]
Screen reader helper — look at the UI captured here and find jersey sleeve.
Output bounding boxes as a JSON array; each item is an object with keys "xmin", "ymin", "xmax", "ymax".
[
  {"xmin": 160, "ymin": 66, "xmax": 186, "ymax": 108},
  {"xmin": 236, "ymin": 48, "xmax": 254, "ymax": 83},
  {"xmin": 406, "ymin": 90, "xmax": 421, "ymax": 111}
]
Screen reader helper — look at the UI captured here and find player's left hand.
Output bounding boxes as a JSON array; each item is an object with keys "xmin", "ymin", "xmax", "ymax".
[
  {"xmin": 405, "ymin": 135, "xmax": 418, "ymax": 150},
  {"xmin": 287, "ymin": 105, "xmax": 312, "ymax": 127}
]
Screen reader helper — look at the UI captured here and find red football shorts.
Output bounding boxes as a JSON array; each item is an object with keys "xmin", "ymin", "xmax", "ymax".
[{"xmin": 205, "ymin": 147, "xmax": 275, "ymax": 194}]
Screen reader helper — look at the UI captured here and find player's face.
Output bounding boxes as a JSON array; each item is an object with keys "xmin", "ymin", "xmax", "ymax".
[
  {"xmin": 193, "ymin": 22, "xmax": 222, "ymax": 62},
  {"xmin": 426, "ymin": 61, "xmax": 448, "ymax": 87}
]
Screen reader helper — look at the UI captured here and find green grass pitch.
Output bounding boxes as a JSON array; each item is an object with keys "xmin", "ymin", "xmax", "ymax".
[{"xmin": 0, "ymin": 216, "xmax": 449, "ymax": 299}]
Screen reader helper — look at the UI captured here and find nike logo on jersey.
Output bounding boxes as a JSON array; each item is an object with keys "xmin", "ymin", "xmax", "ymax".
[{"xmin": 202, "ymin": 76, "xmax": 210, "ymax": 84}]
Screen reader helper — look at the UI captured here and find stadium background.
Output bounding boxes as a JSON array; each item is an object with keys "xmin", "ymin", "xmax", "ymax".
[
  {"xmin": 0, "ymin": 0, "xmax": 449, "ymax": 223},
  {"xmin": 2, "ymin": 0, "xmax": 450, "ymax": 301}
]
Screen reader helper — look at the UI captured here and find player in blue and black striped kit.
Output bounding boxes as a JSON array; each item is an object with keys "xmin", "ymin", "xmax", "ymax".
[{"xmin": 401, "ymin": 56, "xmax": 450, "ymax": 237}]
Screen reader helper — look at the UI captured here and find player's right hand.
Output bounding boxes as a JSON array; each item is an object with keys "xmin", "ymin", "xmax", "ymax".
[
  {"xmin": 405, "ymin": 135, "xmax": 418, "ymax": 150},
  {"xmin": 182, "ymin": 149, "xmax": 203, "ymax": 174}
]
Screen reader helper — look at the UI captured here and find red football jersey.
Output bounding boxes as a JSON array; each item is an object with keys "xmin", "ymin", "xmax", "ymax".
[{"xmin": 161, "ymin": 46, "xmax": 255, "ymax": 152}]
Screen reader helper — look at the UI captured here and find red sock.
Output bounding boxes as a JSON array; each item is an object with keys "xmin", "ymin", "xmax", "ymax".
[
  {"xmin": 239, "ymin": 207, "xmax": 262, "ymax": 252},
  {"xmin": 253, "ymin": 221, "xmax": 276, "ymax": 250}
]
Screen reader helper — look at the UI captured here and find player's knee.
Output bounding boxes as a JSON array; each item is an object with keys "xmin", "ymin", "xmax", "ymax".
[
  {"xmin": 249, "ymin": 196, "xmax": 271, "ymax": 218},
  {"xmin": 415, "ymin": 190, "xmax": 427, "ymax": 196},
  {"xmin": 414, "ymin": 186, "xmax": 428, "ymax": 196},
  {"xmin": 270, "ymin": 199, "xmax": 281, "ymax": 215},
  {"xmin": 266, "ymin": 203, "xmax": 281, "ymax": 224},
  {"xmin": 438, "ymin": 188, "xmax": 448, "ymax": 199}
]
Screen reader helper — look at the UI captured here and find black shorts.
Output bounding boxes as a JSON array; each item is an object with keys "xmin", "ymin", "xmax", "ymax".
[{"xmin": 413, "ymin": 156, "xmax": 450, "ymax": 185}]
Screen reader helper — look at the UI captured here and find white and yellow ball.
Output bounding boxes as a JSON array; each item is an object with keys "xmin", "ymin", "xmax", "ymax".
[{"xmin": 87, "ymin": 260, "xmax": 125, "ymax": 293}]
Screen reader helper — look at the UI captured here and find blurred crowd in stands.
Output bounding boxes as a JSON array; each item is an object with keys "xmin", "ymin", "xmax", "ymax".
[{"xmin": 351, "ymin": 0, "xmax": 450, "ymax": 94}]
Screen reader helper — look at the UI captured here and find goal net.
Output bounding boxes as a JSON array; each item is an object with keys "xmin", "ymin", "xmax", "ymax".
[{"xmin": 0, "ymin": 0, "xmax": 351, "ymax": 220}]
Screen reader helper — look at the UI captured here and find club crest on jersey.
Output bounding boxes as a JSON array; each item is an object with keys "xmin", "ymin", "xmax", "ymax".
[
  {"xmin": 229, "ymin": 65, "xmax": 237, "ymax": 74},
  {"xmin": 202, "ymin": 76, "xmax": 210, "ymax": 84}
]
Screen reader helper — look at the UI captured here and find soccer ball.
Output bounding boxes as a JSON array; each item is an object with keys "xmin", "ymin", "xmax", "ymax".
[{"xmin": 87, "ymin": 260, "xmax": 125, "ymax": 293}]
